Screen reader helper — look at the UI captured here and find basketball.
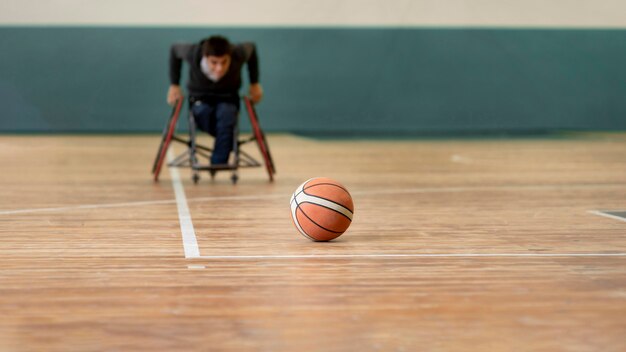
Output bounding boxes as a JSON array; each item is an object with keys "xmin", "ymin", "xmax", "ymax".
[{"xmin": 290, "ymin": 177, "xmax": 355, "ymax": 241}]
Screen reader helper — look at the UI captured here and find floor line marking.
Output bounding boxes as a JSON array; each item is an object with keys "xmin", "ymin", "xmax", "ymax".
[
  {"xmin": 0, "ymin": 199, "xmax": 178, "ymax": 216},
  {"xmin": 168, "ymin": 150, "xmax": 200, "ymax": 258},
  {"xmin": 588, "ymin": 210, "xmax": 626, "ymax": 223},
  {"xmin": 191, "ymin": 253, "xmax": 626, "ymax": 260},
  {"xmin": 0, "ymin": 194, "xmax": 286, "ymax": 216},
  {"xmin": 2, "ymin": 183, "xmax": 625, "ymax": 216},
  {"xmin": 187, "ymin": 265, "xmax": 206, "ymax": 269}
]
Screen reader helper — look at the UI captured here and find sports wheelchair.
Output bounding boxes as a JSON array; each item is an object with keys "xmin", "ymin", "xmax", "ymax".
[{"xmin": 152, "ymin": 96, "xmax": 275, "ymax": 184}]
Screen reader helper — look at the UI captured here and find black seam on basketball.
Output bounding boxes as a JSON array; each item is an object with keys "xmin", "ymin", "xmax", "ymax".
[
  {"xmin": 293, "ymin": 192, "xmax": 353, "ymax": 221},
  {"xmin": 302, "ymin": 200, "xmax": 353, "ymax": 221},
  {"xmin": 292, "ymin": 197, "xmax": 317, "ymax": 240},
  {"xmin": 304, "ymin": 182, "xmax": 349, "ymax": 194},
  {"xmin": 294, "ymin": 182, "xmax": 349, "ymax": 199},
  {"xmin": 299, "ymin": 193, "xmax": 354, "ymax": 214},
  {"xmin": 295, "ymin": 183, "xmax": 354, "ymax": 213},
  {"xmin": 293, "ymin": 207, "xmax": 317, "ymax": 241},
  {"xmin": 290, "ymin": 191, "xmax": 302, "ymax": 206},
  {"xmin": 297, "ymin": 202, "xmax": 348, "ymax": 233}
]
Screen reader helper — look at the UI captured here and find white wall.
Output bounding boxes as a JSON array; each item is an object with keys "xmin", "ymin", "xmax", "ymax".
[{"xmin": 1, "ymin": 0, "xmax": 625, "ymax": 28}]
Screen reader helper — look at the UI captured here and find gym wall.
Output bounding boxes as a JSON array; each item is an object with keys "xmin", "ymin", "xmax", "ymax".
[{"xmin": 1, "ymin": 0, "xmax": 625, "ymax": 134}]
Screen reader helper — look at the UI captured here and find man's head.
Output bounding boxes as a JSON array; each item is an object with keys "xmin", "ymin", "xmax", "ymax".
[{"xmin": 201, "ymin": 36, "xmax": 232, "ymax": 81}]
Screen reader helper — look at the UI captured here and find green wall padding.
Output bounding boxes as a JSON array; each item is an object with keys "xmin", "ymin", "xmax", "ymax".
[{"xmin": 1, "ymin": 27, "xmax": 625, "ymax": 133}]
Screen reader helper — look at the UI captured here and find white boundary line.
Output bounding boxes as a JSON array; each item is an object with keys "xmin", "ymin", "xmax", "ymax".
[
  {"xmin": 589, "ymin": 210, "xmax": 626, "ymax": 222},
  {"xmin": 2, "ymin": 168, "xmax": 624, "ymax": 260},
  {"xmin": 1, "ymin": 183, "xmax": 625, "ymax": 216},
  {"xmin": 167, "ymin": 150, "xmax": 200, "ymax": 258},
  {"xmin": 588, "ymin": 210, "xmax": 626, "ymax": 223},
  {"xmin": 0, "ymin": 199, "xmax": 178, "ymax": 215},
  {"xmin": 192, "ymin": 253, "xmax": 626, "ymax": 259},
  {"xmin": 0, "ymin": 194, "xmax": 285, "ymax": 216}
]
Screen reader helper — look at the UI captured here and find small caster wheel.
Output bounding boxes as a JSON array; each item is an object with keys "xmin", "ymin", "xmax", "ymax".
[
  {"xmin": 192, "ymin": 173, "xmax": 200, "ymax": 184},
  {"xmin": 231, "ymin": 173, "xmax": 239, "ymax": 184},
  {"xmin": 209, "ymin": 170, "xmax": 216, "ymax": 179}
]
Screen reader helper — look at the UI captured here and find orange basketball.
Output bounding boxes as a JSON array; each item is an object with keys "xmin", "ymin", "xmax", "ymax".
[{"xmin": 290, "ymin": 177, "xmax": 354, "ymax": 241}]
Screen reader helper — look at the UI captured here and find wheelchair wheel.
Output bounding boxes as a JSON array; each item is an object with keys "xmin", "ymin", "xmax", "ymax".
[{"xmin": 152, "ymin": 98, "xmax": 184, "ymax": 181}]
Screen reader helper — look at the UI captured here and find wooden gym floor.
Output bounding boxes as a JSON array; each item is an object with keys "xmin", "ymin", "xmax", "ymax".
[{"xmin": 1, "ymin": 132, "xmax": 625, "ymax": 351}]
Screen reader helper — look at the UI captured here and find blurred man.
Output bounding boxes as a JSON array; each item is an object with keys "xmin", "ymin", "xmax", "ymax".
[{"xmin": 168, "ymin": 35, "xmax": 262, "ymax": 165}]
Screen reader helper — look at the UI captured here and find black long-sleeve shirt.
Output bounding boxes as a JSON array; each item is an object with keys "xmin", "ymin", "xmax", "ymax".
[{"xmin": 169, "ymin": 39, "xmax": 259, "ymax": 101}]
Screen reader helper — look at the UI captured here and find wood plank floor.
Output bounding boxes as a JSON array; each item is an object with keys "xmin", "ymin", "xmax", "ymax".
[{"xmin": 1, "ymin": 132, "xmax": 625, "ymax": 351}]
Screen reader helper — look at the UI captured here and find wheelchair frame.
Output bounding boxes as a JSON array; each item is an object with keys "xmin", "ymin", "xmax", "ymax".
[{"xmin": 152, "ymin": 96, "xmax": 276, "ymax": 184}]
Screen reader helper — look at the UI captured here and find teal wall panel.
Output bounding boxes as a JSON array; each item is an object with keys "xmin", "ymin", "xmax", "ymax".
[{"xmin": 0, "ymin": 27, "xmax": 625, "ymax": 133}]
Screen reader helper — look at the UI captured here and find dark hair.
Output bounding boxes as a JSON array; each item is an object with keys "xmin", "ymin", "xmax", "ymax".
[{"xmin": 201, "ymin": 35, "xmax": 232, "ymax": 57}]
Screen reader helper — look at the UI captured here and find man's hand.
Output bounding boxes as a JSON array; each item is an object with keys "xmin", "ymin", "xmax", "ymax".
[
  {"xmin": 249, "ymin": 83, "xmax": 263, "ymax": 104},
  {"xmin": 167, "ymin": 85, "xmax": 183, "ymax": 105}
]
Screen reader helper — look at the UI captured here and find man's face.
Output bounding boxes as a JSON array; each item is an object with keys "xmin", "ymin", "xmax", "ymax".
[{"xmin": 206, "ymin": 55, "xmax": 231, "ymax": 81}]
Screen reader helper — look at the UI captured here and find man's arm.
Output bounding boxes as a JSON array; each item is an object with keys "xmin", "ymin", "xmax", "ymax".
[
  {"xmin": 241, "ymin": 43, "xmax": 263, "ymax": 103},
  {"xmin": 167, "ymin": 43, "xmax": 193, "ymax": 105},
  {"xmin": 244, "ymin": 43, "xmax": 259, "ymax": 84}
]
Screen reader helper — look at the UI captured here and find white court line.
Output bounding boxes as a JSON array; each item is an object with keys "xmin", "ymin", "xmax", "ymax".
[
  {"xmin": 2, "ymin": 169, "xmax": 623, "ymax": 261},
  {"xmin": 192, "ymin": 253, "xmax": 626, "ymax": 259},
  {"xmin": 0, "ymin": 199, "xmax": 178, "ymax": 216},
  {"xmin": 451, "ymin": 154, "xmax": 472, "ymax": 164},
  {"xmin": 1, "ymin": 183, "xmax": 625, "ymax": 216},
  {"xmin": 0, "ymin": 193, "xmax": 286, "ymax": 216},
  {"xmin": 187, "ymin": 265, "xmax": 207, "ymax": 269},
  {"xmin": 588, "ymin": 210, "xmax": 626, "ymax": 223},
  {"xmin": 167, "ymin": 150, "xmax": 200, "ymax": 258}
]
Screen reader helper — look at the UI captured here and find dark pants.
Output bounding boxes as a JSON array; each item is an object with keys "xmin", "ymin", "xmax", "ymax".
[{"xmin": 191, "ymin": 101, "xmax": 238, "ymax": 165}]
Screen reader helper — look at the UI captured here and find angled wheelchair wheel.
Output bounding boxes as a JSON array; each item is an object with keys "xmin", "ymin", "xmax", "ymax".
[
  {"xmin": 244, "ymin": 97, "xmax": 276, "ymax": 182},
  {"xmin": 152, "ymin": 98, "xmax": 184, "ymax": 181}
]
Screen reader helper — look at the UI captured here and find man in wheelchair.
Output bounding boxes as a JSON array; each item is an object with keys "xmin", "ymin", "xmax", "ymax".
[{"xmin": 167, "ymin": 35, "xmax": 263, "ymax": 166}]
